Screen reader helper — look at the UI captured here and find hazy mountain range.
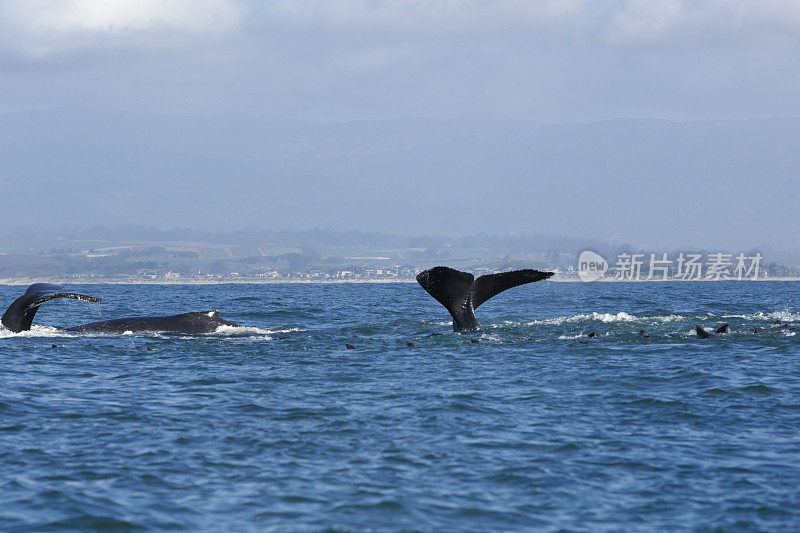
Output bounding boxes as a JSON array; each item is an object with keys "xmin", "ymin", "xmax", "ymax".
[{"xmin": 1, "ymin": 110, "xmax": 798, "ymax": 254}]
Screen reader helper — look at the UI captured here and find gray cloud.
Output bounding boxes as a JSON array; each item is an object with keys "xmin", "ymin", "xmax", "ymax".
[
  {"xmin": 603, "ymin": 0, "xmax": 800, "ymax": 47},
  {"xmin": 2, "ymin": 1, "xmax": 800, "ymax": 120},
  {"xmin": 0, "ymin": 0, "xmax": 243, "ymax": 58}
]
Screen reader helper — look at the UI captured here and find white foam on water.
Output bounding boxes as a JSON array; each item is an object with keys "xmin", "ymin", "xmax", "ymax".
[
  {"xmin": 521, "ymin": 312, "xmax": 687, "ymax": 326},
  {"xmin": 762, "ymin": 311, "xmax": 800, "ymax": 322},
  {"xmin": 211, "ymin": 325, "xmax": 305, "ymax": 336},
  {"xmin": 718, "ymin": 311, "xmax": 800, "ymax": 322},
  {"xmin": 0, "ymin": 325, "xmax": 80, "ymax": 339},
  {"xmin": 648, "ymin": 314, "xmax": 688, "ymax": 323}
]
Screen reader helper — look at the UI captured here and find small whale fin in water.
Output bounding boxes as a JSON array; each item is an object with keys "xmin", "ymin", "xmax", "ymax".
[
  {"xmin": 639, "ymin": 329, "xmax": 649, "ymax": 337},
  {"xmin": 416, "ymin": 267, "xmax": 554, "ymax": 331},
  {"xmin": 752, "ymin": 326, "xmax": 761, "ymax": 333},
  {"xmin": 345, "ymin": 344, "xmax": 356, "ymax": 350},
  {"xmin": 588, "ymin": 331, "xmax": 602, "ymax": 338},
  {"xmin": 696, "ymin": 326, "xmax": 716, "ymax": 339},
  {"xmin": 1, "ymin": 283, "xmax": 101, "ymax": 333},
  {"xmin": 715, "ymin": 324, "xmax": 730, "ymax": 334}
]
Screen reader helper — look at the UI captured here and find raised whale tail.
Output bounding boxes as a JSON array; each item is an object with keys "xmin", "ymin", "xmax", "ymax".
[
  {"xmin": 1, "ymin": 283, "xmax": 101, "ymax": 333},
  {"xmin": 416, "ymin": 266, "xmax": 554, "ymax": 331}
]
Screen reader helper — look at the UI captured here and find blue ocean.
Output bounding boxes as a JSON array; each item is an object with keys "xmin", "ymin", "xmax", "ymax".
[{"xmin": 2, "ymin": 281, "xmax": 799, "ymax": 531}]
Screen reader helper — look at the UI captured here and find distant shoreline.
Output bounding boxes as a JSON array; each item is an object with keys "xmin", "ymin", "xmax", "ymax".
[
  {"xmin": 1, "ymin": 277, "xmax": 799, "ymax": 285},
  {"xmin": 0, "ymin": 278, "xmax": 421, "ymax": 285}
]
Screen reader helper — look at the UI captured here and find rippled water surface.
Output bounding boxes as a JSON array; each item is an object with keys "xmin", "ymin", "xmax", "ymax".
[{"xmin": 2, "ymin": 281, "xmax": 800, "ymax": 531}]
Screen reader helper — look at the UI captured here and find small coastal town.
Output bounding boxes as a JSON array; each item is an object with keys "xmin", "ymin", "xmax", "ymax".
[
  {"xmin": 0, "ymin": 239, "xmax": 557, "ymax": 283},
  {"xmin": 1, "ymin": 229, "xmax": 798, "ymax": 283}
]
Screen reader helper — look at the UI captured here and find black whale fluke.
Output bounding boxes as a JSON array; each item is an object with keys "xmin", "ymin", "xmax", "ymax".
[
  {"xmin": 1, "ymin": 283, "xmax": 101, "ymax": 333},
  {"xmin": 416, "ymin": 266, "xmax": 554, "ymax": 332}
]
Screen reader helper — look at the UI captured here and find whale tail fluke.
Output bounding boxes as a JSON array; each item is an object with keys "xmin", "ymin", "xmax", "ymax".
[
  {"xmin": 473, "ymin": 269, "xmax": 555, "ymax": 308},
  {"xmin": 416, "ymin": 267, "xmax": 554, "ymax": 331},
  {"xmin": 416, "ymin": 267, "xmax": 478, "ymax": 331},
  {"xmin": 1, "ymin": 283, "xmax": 101, "ymax": 333}
]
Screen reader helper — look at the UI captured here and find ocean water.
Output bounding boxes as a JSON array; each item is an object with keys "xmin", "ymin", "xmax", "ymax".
[{"xmin": 1, "ymin": 281, "xmax": 799, "ymax": 531}]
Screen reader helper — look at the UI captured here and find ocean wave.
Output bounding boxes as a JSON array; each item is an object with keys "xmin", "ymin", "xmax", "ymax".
[
  {"xmin": 716, "ymin": 311, "xmax": 799, "ymax": 322},
  {"xmin": 521, "ymin": 312, "xmax": 687, "ymax": 325},
  {"xmin": 210, "ymin": 325, "xmax": 305, "ymax": 336},
  {"xmin": 759, "ymin": 311, "xmax": 799, "ymax": 322}
]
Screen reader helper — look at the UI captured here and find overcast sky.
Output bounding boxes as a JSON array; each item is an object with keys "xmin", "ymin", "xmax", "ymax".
[
  {"xmin": 1, "ymin": 1, "xmax": 799, "ymax": 252},
  {"xmin": 3, "ymin": 0, "xmax": 800, "ymax": 121}
]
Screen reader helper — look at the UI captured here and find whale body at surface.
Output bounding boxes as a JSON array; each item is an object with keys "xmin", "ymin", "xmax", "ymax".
[
  {"xmin": 65, "ymin": 310, "xmax": 237, "ymax": 334},
  {"xmin": 2, "ymin": 284, "xmax": 237, "ymax": 334}
]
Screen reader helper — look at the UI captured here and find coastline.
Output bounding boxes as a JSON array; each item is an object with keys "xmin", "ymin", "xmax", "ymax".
[{"xmin": 1, "ymin": 277, "xmax": 799, "ymax": 285}]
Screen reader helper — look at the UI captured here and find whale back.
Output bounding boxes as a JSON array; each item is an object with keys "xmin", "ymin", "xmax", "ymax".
[{"xmin": 66, "ymin": 311, "xmax": 238, "ymax": 334}]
